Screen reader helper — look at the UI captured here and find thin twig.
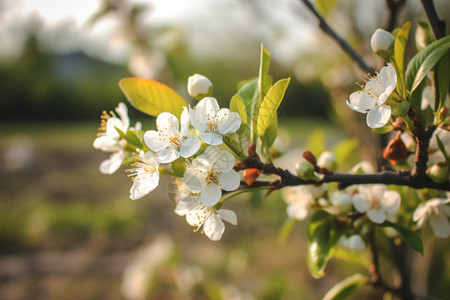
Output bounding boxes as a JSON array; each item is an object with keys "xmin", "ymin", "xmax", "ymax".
[
  {"xmin": 420, "ymin": 0, "xmax": 447, "ymax": 40},
  {"xmin": 385, "ymin": 0, "xmax": 407, "ymax": 32},
  {"xmin": 299, "ymin": 0, "xmax": 376, "ymax": 74}
]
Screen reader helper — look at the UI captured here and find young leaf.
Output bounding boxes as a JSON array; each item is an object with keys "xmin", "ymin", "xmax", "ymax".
[
  {"xmin": 434, "ymin": 51, "xmax": 449, "ymax": 114},
  {"xmin": 381, "ymin": 221, "xmax": 424, "ymax": 255},
  {"xmin": 405, "ymin": 35, "xmax": 450, "ymax": 93},
  {"xmin": 119, "ymin": 78, "xmax": 188, "ymax": 118},
  {"xmin": 307, "ymin": 217, "xmax": 333, "ymax": 278},
  {"xmin": 171, "ymin": 156, "xmax": 186, "ymax": 177},
  {"xmin": 256, "ymin": 78, "xmax": 291, "ymax": 139},
  {"xmin": 415, "ymin": 21, "xmax": 435, "ymax": 51},
  {"xmin": 262, "ymin": 113, "xmax": 278, "ymax": 160},
  {"xmin": 323, "ymin": 273, "xmax": 368, "ymax": 300}
]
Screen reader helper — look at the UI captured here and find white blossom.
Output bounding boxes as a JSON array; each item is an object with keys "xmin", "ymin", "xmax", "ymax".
[
  {"xmin": 352, "ymin": 185, "xmax": 401, "ymax": 224},
  {"xmin": 187, "ymin": 74, "xmax": 213, "ymax": 100},
  {"xmin": 330, "ymin": 191, "xmax": 353, "ymax": 210},
  {"xmin": 144, "ymin": 107, "xmax": 201, "ymax": 163},
  {"xmin": 190, "ymin": 97, "xmax": 241, "ymax": 145},
  {"xmin": 347, "ymin": 64, "xmax": 397, "ymax": 128},
  {"xmin": 184, "ymin": 146, "xmax": 240, "ymax": 207},
  {"xmin": 175, "ymin": 196, "xmax": 237, "ymax": 241},
  {"xmin": 126, "ymin": 151, "xmax": 160, "ymax": 200},
  {"xmin": 339, "ymin": 235, "xmax": 366, "ymax": 252},
  {"xmin": 93, "ymin": 102, "xmax": 131, "ymax": 174},
  {"xmin": 370, "ymin": 28, "xmax": 395, "ymax": 52},
  {"xmin": 317, "ymin": 151, "xmax": 337, "ymax": 171},
  {"xmin": 283, "ymin": 184, "xmax": 327, "ymax": 220},
  {"xmin": 413, "ymin": 197, "xmax": 450, "ymax": 238}
]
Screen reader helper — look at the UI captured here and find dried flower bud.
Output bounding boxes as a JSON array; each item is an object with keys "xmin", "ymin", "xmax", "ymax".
[
  {"xmin": 187, "ymin": 74, "xmax": 213, "ymax": 100},
  {"xmin": 383, "ymin": 132, "xmax": 411, "ymax": 165}
]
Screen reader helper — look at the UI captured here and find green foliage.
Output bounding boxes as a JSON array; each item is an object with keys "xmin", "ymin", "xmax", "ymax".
[
  {"xmin": 119, "ymin": 78, "xmax": 188, "ymax": 118},
  {"xmin": 333, "ymin": 138, "xmax": 359, "ymax": 168},
  {"xmin": 434, "ymin": 51, "xmax": 449, "ymax": 115},
  {"xmin": 380, "ymin": 221, "xmax": 424, "ymax": 255},
  {"xmin": 115, "ymin": 127, "xmax": 147, "ymax": 152},
  {"xmin": 171, "ymin": 157, "xmax": 186, "ymax": 177},
  {"xmin": 306, "ymin": 210, "xmax": 340, "ymax": 278},
  {"xmin": 393, "ymin": 22, "xmax": 411, "ymax": 98},
  {"xmin": 323, "ymin": 273, "xmax": 368, "ymax": 300},
  {"xmin": 306, "ymin": 129, "xmax": 326, "ymax": 156},
  {"xmin": 406, "ymin": 35, "xmax": 450, "ymax": 94},
  {"xmin": 415, "ymin": 21, "xmax": 435, "ymax": 51},
  {"xmin": 315, "ymin": 0, "xmax": 338, "ymax": 18}
]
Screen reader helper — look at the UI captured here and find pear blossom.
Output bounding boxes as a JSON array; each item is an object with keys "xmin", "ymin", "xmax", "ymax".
[
  {"xmin": 93, "ymin": 102, "xmax": 132, "ymax": 174},
  {"xmin": 347, "ymin": 63, "xmax": 397, "ymax": 128},
  {"xmin": 339, "ymin": 235, "xmax": 366, "ymax": 252},
  {"xmin": 144, "ymin": 107, "xmax": 201, "ymax": 163},
  {"xmin": 283, "ymin": 184, "xmax": 328, "ymax": 220},
  {"xmin": 183, "ymin": 146, "xmax": 240, "ymax": 207},
  {"xmin": 370, "ymin": 28, "xmax": 395, "ymax": 52},
  {"xmin": 175, "ymin": 195, "xmax": 237, "ymax": 241},
  {"xmin": 126, "ymin": 151, "xmax": 160, "ymax": 200},
  {"xmin": 413, "ymin": 197, "xmax": 450, "ymax": 238},
  {"xmin": 352, "ymin": 185, "xmax": 401, "ymax": 224},
  {"xmin": 187, "ymin": 74, "xmax": 213, "ymax": 100},
  {"xmin": 190, "ymin": 97, "xmax": 241, "ymax": 145}
]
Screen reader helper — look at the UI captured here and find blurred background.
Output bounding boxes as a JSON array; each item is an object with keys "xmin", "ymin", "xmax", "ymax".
[{"xmin": 1, "ymin": 0, "xmax": 449, "ymax": 299}]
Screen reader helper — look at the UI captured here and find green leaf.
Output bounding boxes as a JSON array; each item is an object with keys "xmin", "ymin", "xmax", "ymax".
[
  {"xmin": 237, "ymin": 78, "xmax": 258, "ymax": 137},
  {"xmin": 434, "ymin": 51, "xmax": 449, "ymax": 114},
  {"xmin": 257, "ymin": 78, "xmax": 291, "ymax": 139},
  {"xmin": 223, "ymin": 134, "xmax": 246, "ymax": 161},
  {"xmin": 115, "ymin": 127, "xmax": 145, "ymax": 150},
  {"xmin": 372, "ymin": 124, "xmax": 393, "ymax": 134},
  {"xmin": 415, "ymin": 21, "xmax": 435, "ymax": 51},
  {"xmin": 436, "ymin": 134, "xmax": 449, "ymax": 164},
  {"xmin": 323, "ymin": 274, "xmax": 368, "ymax": 300},
  {"xmin": 262, "ymin": 113, "xmax": 278, "ymax": 159},
  {"xmin": 315, "ymin": 0, "xmax": 338, "ymax": 18},
  {"xmin": 307, "ymin": 216, "xmax": 333, "ymax": 278},
  {"xmin": 230, "ymin": 94, "xmax": 247, "ymax": 128},
  {"xmin": 406, "ymin": 35, "xmax": 450, "ymax": 93},
  {"xmin": 381, "ymin": 221, "xmax": 424, "ymax": 255},
  {"xmin": 171, "ymin": 156, "xmax": 186, "ymax": 177},
  {"xmin": 307, "ymin": 209, "xmax": 331, "ymax": 239},
  {"xmin": 393, "ymin": 22, "xmax": 411, "ymax": 97},
  {"xmin": 119, "ymin": 78, "xmax": 188, "ymax": 118}
]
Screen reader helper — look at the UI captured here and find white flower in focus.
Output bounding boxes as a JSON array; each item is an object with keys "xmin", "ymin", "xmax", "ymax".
[
  {"xmin": 352, "ymin": 185, "xmax": 401, "ymax": 224},
  {"xmin": 413, "ymin": 197, "xmax": 450, "ymax": 238},
  {"xmin": 283, "ymin": 184, "xmax": 327, "ymax": 220},
  {"xmin": 93, "ymin": 102, "xmax": 131, "ymax": 174},
  {"xmin": 187, "ymin": 74, "xmax": 213, "ymax": 100},
  {"xmin": 370, "ymin": 28, "xmax": 395, "ymax": 52},
  {"xmin": 339, "ymin": 235, "xmax": 366, "ymax": 252},
  {"xmin": 144, "ymin": 107, "xmax": 201, "ymax": 163},
  {"xmin": 347, "ymin": 64, "xmax": 397, "ymax": 128},
  {"xmin": 127, "ymin": 151, "xmax": 160, "ymax": 200},
  {"xmin": 184, "ymin": 146, "xmax": 240, "ymax": 207},
  {"xmin": 190, "ymin": 97, "xmax": 241, "ymax": 145},
  {"xmin": 175, "ymin": 196, "xmax": 237, "ymax": 241}
]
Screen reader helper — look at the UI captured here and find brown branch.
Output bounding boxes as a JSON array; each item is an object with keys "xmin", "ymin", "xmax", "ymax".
[
  {"xmin": 299, "ymin": 0, "xmax": 376, "ymax": 75},
  {"xmin": 420, "ymin": 0, "xmax": 447, "ymax": 40},
  {"xmin": 385, "ymin": 0, "xmax": 407, "ymax": 32}
]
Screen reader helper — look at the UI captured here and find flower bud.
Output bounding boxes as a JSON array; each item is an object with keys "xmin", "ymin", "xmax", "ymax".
[
  {"xmin": 370, "ymin": 28, "xmax": 395, "ymax": 52},
  {"xmin": 339, "ymin": 235, "xmax": 365, "ymax": 252},
  {"xmin": 330, "ymin": 191, "xmax": 353, "ymax": 210},
  {"xmin": 187, "ymin": 74, "xmax": 213, "ymax": 100},
  {"xmin": 295, "ymin": 161, "xmax": 323, "ymax": 180},
  {"xmin": 317, "ymin": 151, "xmax": 337, "ymax": 171},
  {"xmin": 427, "ymin": 162, "xmax": 449, "ymax": 183}
]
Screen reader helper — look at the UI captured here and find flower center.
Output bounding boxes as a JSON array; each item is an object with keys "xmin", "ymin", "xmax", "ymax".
[
  {"xmin": 126, "ymin": 155, "xmax": 157, "ymax": 181},
  {"xmin": 359, "ymin": 72, "xmax": 384, "ymax": 99},
  {"xmin": 370, "ymin": 196, "xmax": 380, "ymax": 209},
  {"xmin": 205, "ymin": 168, "xmax": 219, "ymax": 185}
]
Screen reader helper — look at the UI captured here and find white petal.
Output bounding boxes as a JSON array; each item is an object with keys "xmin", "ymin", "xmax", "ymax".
[
  {"xmin": 198, "ymin": 97, "xmax": 219, "ymax": 118},
  {"xmin": 106, "ymin": 117, "xmax": 123, "ymax": 138},
  {"xmin": 430, "ymin": 214, "xmax": 450, "ymax": 238},
  {"xmin": 93, "ymin": 136, "xmax": 120, "ymax": 152},
  {"xmin": 217, "ymin": 110, "xmax": 241, "ymax": 134},
  {"xmin": 200, "ymin": 184, "xmax": 222, "ymax": 207},
  {"xmin": 175, "ymin": 196, "xmax": 201, "ymax": 216},
  {"xmin": 287, "ymin": 203, "xmax": 309, "ymax": 220},
  {"xmin": 191, "ymin": 156, "xmax": 211, "ymax": 174},
  {"xmin": 200, "ymin": 132, "xmax": 223, "ymax": 145},
  {"xmin": 183, "ymin": 170, "xmax": 203, "ymax": 193},
  {"xmin": 348, "ymin": 235, "xmax": 366, "ymax": 251},
  {"xmin": 347, "ymin": 92, "xmax": 376, "ymax": 113},
  {"xmin": 367, "ymin": 209, "xmax": 387, "ymax": 224},
  {"xmin": 412, "ymin": 205, "xmax": 429, "ymax": 228},
  {"xmin": 204, "ymin": 213, "xmax": 225, "ymax": 241},
  {"xmin": 366, "ymin": 105, "xmax": 391, "ymax": 128},
  {"xmin": 130, "ymin": 172, "xmax": 159, "ymax": 200},
  {"xmin": 179, "ymin": 107, "xmax": 190, "ymax": 137},
  {"xmin": 99, "ymin": 151, "xmax": 125, "ymax": 174},
  {"xmin": 144, "ymin": 130, "xmax": 167, "ymax": 152},
  {"xmin": 352, "ymin": 194, "xmax": 371, "ymax": 213},
  {"xmin": 157, "ymin": 112, "xmax": 180, "ymax": 132},
  {"xmin": 180, "ymin": 135, "xmax": 201, "ymax": 158},
  {"xmin": 218, "ymin": 170, "xmax": 241, "ymax": 191},
  {"xmin": 381, "ymin": 190, "xmax": 401, "ymax": 212},
  {"xmin": 115, "ymin": 102, "xmax": 130, "ymax": 130},
  {"xmin": 217, "ymin": 209, "xmax": 238, "ymax": 225},
  {"xmin": 186, "ymin": 206, "xmax": 208, "ymax": 227},
  {"xmin": 379, "ymin": 64, "xmax": 397, "ymax": 99},
  {"xmin": 205, "ymin": 146, "xmax": 235, "ymax": 171},
  {"xmin": 189, "ymin": 106, "xmax": 208, "ymax": 133},
  {"xmin": 156, "ymin": 148, "xmax": 180, "ymax": 163}
]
